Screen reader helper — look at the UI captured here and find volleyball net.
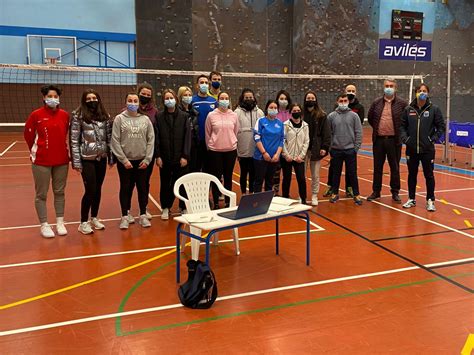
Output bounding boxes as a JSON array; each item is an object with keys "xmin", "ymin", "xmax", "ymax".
[{"xmin": 0, "ymin": 63, "xmax": 425, "ymax": 127}]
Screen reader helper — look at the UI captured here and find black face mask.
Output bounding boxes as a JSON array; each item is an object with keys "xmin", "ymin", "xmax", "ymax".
[
  {"xmin": 139, "ymin": 95, "xmax": 151, "ymax": 105},
  {"xmin": 86, "ymin": 101, "xmax": 99, "ymax": 111},
  {"xmin": 347, "ymin": 93, "xmax": 355, "ymax": 101},
  {"xmin": 291, "ymin": 112, "xmax": 301, "ymax": 119},
  {"xmin": 241, "ymin": 99, "xmax": 256, "ymax": 111},
  {"xmin": 304, "ymin": 101, "xmax": 316, "ymax": 109}
]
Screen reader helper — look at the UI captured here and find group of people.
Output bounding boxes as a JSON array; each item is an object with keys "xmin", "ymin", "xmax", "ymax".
[{"xmin": 24, "ymin": 72, "xmax": 445, "ymax": 239}]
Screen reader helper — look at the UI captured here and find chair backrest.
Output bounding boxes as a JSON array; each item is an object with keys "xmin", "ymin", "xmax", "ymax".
[{"xmin": 174, "ymin": 173, "xmax": 221, "ymax": 214}]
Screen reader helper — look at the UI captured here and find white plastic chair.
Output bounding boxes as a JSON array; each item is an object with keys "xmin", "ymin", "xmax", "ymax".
[{"xmin": 173, "ymin": 172, "xmax": 240, "ymax": 260}]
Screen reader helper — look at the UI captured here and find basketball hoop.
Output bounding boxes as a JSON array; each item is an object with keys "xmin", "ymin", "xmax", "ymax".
[{"xmin": 45, "ymin": 57, "xmax": 58, "ymax": 65}]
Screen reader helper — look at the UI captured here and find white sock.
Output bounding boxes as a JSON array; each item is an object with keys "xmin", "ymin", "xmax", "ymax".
[
  {"xmin": 41, "ymin": 222, "xmax": 49, "ymax": 227},
  {"xmin": 56, "ymin": 217, "xmax": 64, "ymax": 224}
]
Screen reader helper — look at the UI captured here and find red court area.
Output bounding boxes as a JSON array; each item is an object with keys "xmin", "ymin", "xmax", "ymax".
[{"xmin": 0, "ymin": 129, "xmax": 473, "ymax": 353}]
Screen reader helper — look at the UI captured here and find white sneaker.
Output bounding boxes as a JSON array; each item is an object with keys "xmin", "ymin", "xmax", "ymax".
[
  {"xmin": 40, "ymin": 223, "xmax": 55, "ymax": 238},
  {"xmin": 426, "ymin": 199, "xmax": 436, "ymax": 212},
  {"xmin": 403, "ymin": 199, "xmax": 416, "ymax": 209},
  {"xmin": 90, "ymin": 217, "xmax": 105, "ymax": 230},
  {"xmin": 161, "ymin": 208, "xmax": 169, "ymax": 220},
  {"xmin": 145, "ymin": 209, "xmax": 152, "ymax": 220},
  {"xmin": 139, "ymin": 214, "xmax": 151, "ymax": 227},
  {"xmin": 127, "ymin": 211, "xmax": 135, "ymax": 224},
  {"xmin": 311, "ymin": 195, "xmax": 318, "ymax": 206},
  {"xmin": 56, "ymin": 218, "xmax": 68, "ymax": 236},
  {"xmin": 78, "ymin": 222, "xmax": 94, "ymax": 235},
  {"xmin": 119, "ymin": 216, "xmax": 129, "ymax": 230}
]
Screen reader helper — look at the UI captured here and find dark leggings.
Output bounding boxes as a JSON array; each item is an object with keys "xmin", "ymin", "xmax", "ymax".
[
  {"xmin": 117, "ymin": 160, "xmax": 148, "ymax": 216},
  {"xmin": 208, "ymin": 150, "xmax": 237, "ymax": 206},
  {"xmin": 281, "ymin": 158, "xmax": 306, "ymax": 202},
  {"xmin": 254, "ymin": 159, "xmax": 279, "ymax": 192},
  {"xmin": 126, "ymin": 158, "xmax": 154, "ymax": 212},
  {"xmin": 159, "ymin": 162, "xmax": 187, "ymax": 210},
  {"xmin": 80, "ymin": 159, "xmax": 107, "ymax": 222},
  {"xmin": 238, "ymin": 157, "xmax": 255, "ymax": 194}
]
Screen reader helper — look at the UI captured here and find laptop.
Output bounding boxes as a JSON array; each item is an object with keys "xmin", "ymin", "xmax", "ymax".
[{"xmin": 217, "ymin": 191, "xmax": 274, "ymax": 220}]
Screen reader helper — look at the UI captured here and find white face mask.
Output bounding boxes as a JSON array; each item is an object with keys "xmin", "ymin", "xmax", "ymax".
[
  {"xmin": 164, "ymin": 98, "xmax": 176, "ymax": 108},
  {"xmin": 268, "ymin": 108, "xmax": 278, "ymax": 117},
  {"xmin": 45, "ymin": 97, "xmax": 60, "ymax": 108},
  {"xmin": 182, "ymin": 96, "xmax": 192, "ymax": 105},
  {"xmin": 278, "ymin": 99, "xmax": 288, "ymax": 108},
  {"xmin": 218, "ymin": 99, "xmax": 230, "ymax": 109}
]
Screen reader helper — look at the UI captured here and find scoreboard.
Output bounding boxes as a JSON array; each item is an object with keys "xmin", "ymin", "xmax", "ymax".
[{"xmin": 391, "ymin": 10, "xmax": 424, "ymax": 41}]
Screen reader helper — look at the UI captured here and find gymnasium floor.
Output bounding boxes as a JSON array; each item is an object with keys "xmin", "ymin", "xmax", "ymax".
[{"xmin": 0, "ymin": 129, "xmax": 473, "ymax": 354}]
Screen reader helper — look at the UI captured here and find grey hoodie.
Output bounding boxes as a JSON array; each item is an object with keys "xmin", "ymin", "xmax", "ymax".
[
  {"xmin": 111, "ymin": 111, "xmax": 155, "ymax": 165},
  {"xmin": 235, "ymin": 106, "xmax": 265, "ymax": 157},
  {"xmin": 327, "ymin": 108, "xmax": 362, "ymax": 151}
]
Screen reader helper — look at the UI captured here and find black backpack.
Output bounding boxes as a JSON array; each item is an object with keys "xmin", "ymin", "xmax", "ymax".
[{"xmin": 178, "ymin": 259, "xmax": 218, "ymax": 309}]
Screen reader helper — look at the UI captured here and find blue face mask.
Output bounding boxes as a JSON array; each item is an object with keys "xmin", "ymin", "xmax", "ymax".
[
  {"xmin": 417, "ymin": 92, "xmax": 428, "ymax": 101},
  {"xmin": 268, "ymin": 108, "xmax": 278, "ymax": 117},
  {"xmin": 211, "ymin": 81, "xmax": 221, "ymax": 89},
  {"xmin": 127, "ymin": 103, "xmax": 139, "ymax": 112},
  {"xmin": 384, "ymin": 87, "xmax": 395, "ymax": 96},
  {"xmin": 182, "ymin": 96, "xmax": 192, "ymax": 105},
  {"xmin": 164, "ymin": 98, "xmax": 176, "ymax": 108},
  {"xmin": 199, "ymin": 83, "xmax": 209, "ymax": 94},
  {"xmin": 218, "ymin": 99, "xmax": 229, "ymax": 109}
]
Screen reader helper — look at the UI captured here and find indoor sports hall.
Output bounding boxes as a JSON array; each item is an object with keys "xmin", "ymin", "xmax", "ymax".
[{"xmin": 0, "ymin": 1, "xmax": 473, "ymax": 354}]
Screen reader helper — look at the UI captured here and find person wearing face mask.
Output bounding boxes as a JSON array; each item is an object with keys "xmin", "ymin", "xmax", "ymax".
[
  {"xmin": 155, "ymin": 89, "xmax": 192, "ymax": 220},
  {"xmin": 191, "ymin": 74, "xmax": 217, "ymax": 172},
  {"xmin": 205, "ymin": 92, "xmax": 239, "ymax": 208},
  {"xmin": 208, "ymin": 71, "xmax": 222, "ymax": 100},
  {"xmin": 303, "ymin": 90, "xmax": 331, "ymax": 206},
  {"xmin": 111, "ymin": 93, "xmax": 155, "ymax": 229},
  {"xmin": 235, "ymin": 88, "xmax": 264, "ymax": 194},
  {"xmin": 178, "ymin": 86, "xmax": 199, "ymax": 172},
  {"xmin": 24, "ymin": 85, "xmax": 70, "ymax": 238},
  {"xmin": 345, "ymin": 84, "xmax": 365, "ymax": 126},
  {"xmin": 253, "ymin": 100, "xmax": 285, "ymax": 192},
  {"xmin": 400, "ymin": 84, "xmax": 445, "ymax": 212},
  {"xmin": 281, "ymin": 103, "xmax": 310, "ymax": 203},
  {"xmin": 367, "ymin": 79, "xmax": 408, "ymax": 203},
  {"xmin": 70, "ymin": 89, "xmax": 113, "ymax": 235},
  {"xmin": 327, "ymin": 94, "xmax": 363, "ymax": 205}
]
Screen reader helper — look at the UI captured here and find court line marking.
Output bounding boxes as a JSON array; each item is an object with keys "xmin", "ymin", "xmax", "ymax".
[
  {"xmin": 0, "ymin": 228, "xmax": 323, "ymax": 269},
  {"xmin": 0, "ymin": 163, "xmax": 31, "ymax": 167},
  {"xmin": 0, "ymin": 141, "xmax": 17, "ymax": 156},
  {"xmin": 148, "ymin": 193, "xmax": 162, "ymax": 212},
  {"xmin": 371, "ymin": 200, "xmax": 474, "ymax": 239},
  {"xmin": 465, "ymin": 220, "xmax": 473, "ymax": 228},
  {"xmin": 0, "ymin": 156, "xmax": 30, "ymax": 160},
  {"xmin": 1, "ymin": 256, "xmax": 472, "ymax": 337}
]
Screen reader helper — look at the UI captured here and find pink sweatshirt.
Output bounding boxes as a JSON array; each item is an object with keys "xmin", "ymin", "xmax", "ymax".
[
  {"xmin": 276, "ymin": 109, "xmax": 291, "ymax": 123},
  {"xmin": 205, "ymin": 108, "xmax": 240, "ymax": 152}
]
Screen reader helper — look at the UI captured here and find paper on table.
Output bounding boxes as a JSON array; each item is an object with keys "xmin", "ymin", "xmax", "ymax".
[
  {"xmin": 271, "ymin": 196, "xmax": 300, "ymax": 206},
  {"xmin": 269, "ymin": 204, "xmax": 294, "ymax": 212},
  {"xmin": 183, "ymin": 214, "xmax": 214, "ymax": 224}
]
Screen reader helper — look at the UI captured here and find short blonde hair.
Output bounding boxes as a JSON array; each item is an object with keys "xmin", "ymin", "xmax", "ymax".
[{"xmin": 177, "ymin": 86, "xmax": 193, "ymax": 100}]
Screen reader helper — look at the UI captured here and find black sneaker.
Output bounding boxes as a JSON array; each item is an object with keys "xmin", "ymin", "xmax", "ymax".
[
  {"xmin": 392, "ymin": 193, "xmax": 401, "ymax": 203},
  {"xmin": 366, "ymin": 192, "xmax": 381, "ymax": 201}
]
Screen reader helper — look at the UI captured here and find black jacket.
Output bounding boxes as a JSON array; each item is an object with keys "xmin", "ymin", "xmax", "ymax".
[
  {"xmin": 154, "ymin": 109, "xmax": 192, "ymax": 164},
  {"xmin": 349, "ymin": 98, "xmax": 365, "ymax": 125},
  {"xmin": 400, "ymin": 99, "xmax": 446, "ymax": 155},
  {"xmin": 305, "ymin": 112, "xmax": 331, "ymax": 161}
]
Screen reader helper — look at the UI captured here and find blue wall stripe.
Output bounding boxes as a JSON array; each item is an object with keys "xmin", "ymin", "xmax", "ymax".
[{"xmin": 0, "ymin": 25, "xmax": 136, "ymax": 42}]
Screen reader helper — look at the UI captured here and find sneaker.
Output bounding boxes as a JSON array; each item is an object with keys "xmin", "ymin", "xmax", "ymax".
[
  {"xmin": 139, "ymin": 214, "xmax": 151, "ymax": 227},
  {"xmin": 90, "ymin": 217, "xmax": 105, "ymax": 230},
  {"xmin": 323, "ymin": 187, "xmax": 332, "ymax": 197},
  {"xmin": 119, "ymin": 216, "xmax": 129, "ymax": 229},
  {"xmin": 354, "ymin": 195, "xmax": 363, "ymax": 206},
  {"xmin": 56, "ymin": 218, "xmax": 68, "ymax": 236},
  {"xmin": 78, "ymin": 222, "xmax": 94, "ymax": 235},
  {"xmin": 367, "ymin": 192, "xmax": 381, "ymax": 201},
  {"xmin": 329, "ymin": 194, "xmax": 339, "ymax": 203},
  {"xmin": 426, "ymin": 199, "xmax": 436, "ymax": 212},
  {"xmin": 145, "ymin": 209, "xmax": 152, "ymax": 220},
  {"xmin": 403, "ymin": 199, "xmax": 416, "ymax": 209},
  {"xmin": 346, "ymin": 186, "xmax": 354, "ymax": 198},
  {"xmin": 311, "ymin": 195, "xmax": 318, "ymax": 206},
  {"xmin": 161, "ymin": 208, "xmax": 169, "ymax": 220},
  {"xmin": 40, "ymin": 223, "xmax": 55, "ymax": 238},
  {"xmin": 392, "ymin": 193, "xmax": 402, "ymax": 204},
  {"xmin": 127, "ymin": 211, "xmax": 135, "ymax": 224}
]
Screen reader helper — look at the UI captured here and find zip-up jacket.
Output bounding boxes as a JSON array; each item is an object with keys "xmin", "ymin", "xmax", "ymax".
[
  {"xmin": 69, "ymin": 111, "xmax": 113, "ymax": 170},
  {"xmin": 155, "ymin": 109, "xmax": 192, "ymax": 164},
  {"xmin": 24, "ymin": 105, "xmax": 70, "ymax": 166},
  {"xmin": 253, "ymin": 116, "xmax": 285, "ymax": 160},
  {"xmin": 235, "ymin": 105, "xmax": 264, "ymax": 157},
  {"xmin": 282, "ymin": 120, "xmax": 310, "ymax": 160},
  {"xmin": 349, "ymin": 98, "xmax": 365, "ymax": 125},
  {"xmin": 400, "ymin": 99, "xmax": 445, "ymax": 155},
  {"xmin": 367, "ymin": 95, "xmax": 408, "ymax": 144},
  {"xmin": 308, "ymin": 114, "xmax": 331, "ymax": 161}
]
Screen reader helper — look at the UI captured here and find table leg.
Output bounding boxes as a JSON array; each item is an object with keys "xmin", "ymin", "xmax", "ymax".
[
  {"xmin": 206, "ymin": 231, "xmax": 213, "ymax": 266},
  {"xmin": 275, "ymin": 218, "xmax": 280, "ymax": 255},
  {"xmin": 176, "ymin": 224, "xmax": 182, "ymax": 283}
]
